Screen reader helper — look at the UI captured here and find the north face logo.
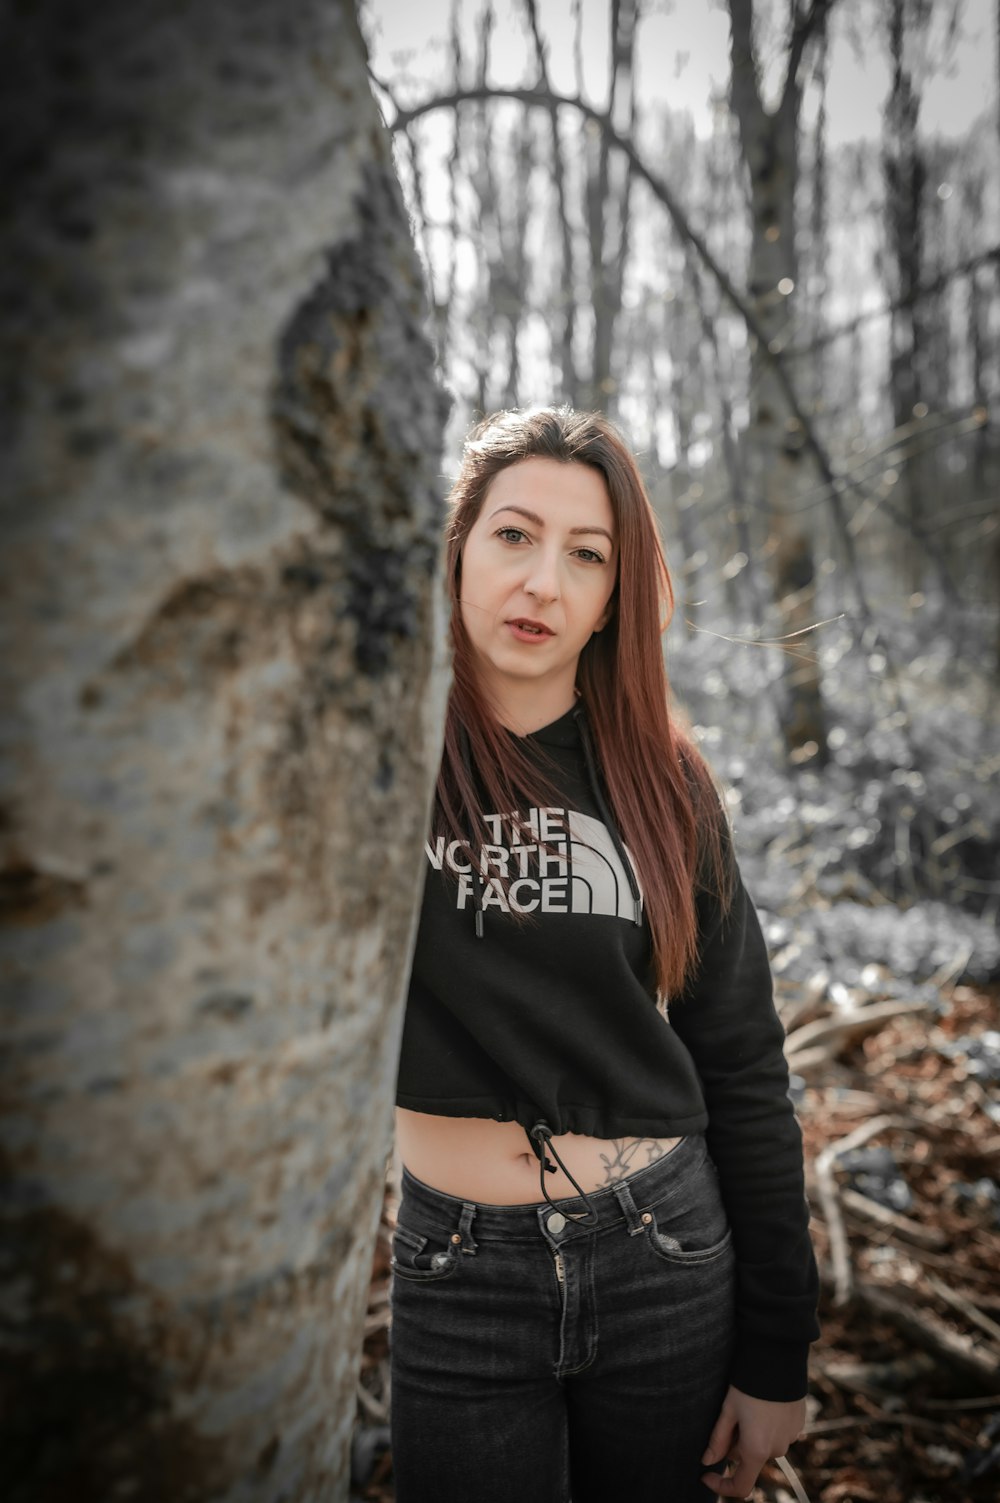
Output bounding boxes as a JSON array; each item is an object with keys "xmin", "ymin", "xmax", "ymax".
[{"xmin": 424, "ymin": 806, "xmax": 642, "ymax": 921}]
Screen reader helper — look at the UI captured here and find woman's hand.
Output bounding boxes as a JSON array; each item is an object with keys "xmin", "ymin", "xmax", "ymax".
[{"xmin": 701, "ymin": 1385, "xmax": 806, "ymax": 1498}]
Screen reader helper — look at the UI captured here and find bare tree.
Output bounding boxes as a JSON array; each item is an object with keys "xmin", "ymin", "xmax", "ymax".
[
  {"xmin": 727, "ymin": 0, "xmax": 833, "ymax": 765},
  {"xmin": 0, "ymin": 2, "xmax": 448, "ymax": 1499},
  {"xmin": 882, "ymin": 0, "xmax": 933, "ymax": 595},
  {"xmin": 582, "ymin": 0, "xmax": 639, "ymax": 412},
  {"xmin": 805, "ymin": 17, "xmax": 831, "ymax": 422},
  {"xmin": 525, "ymin": 0, "xmax": 581, "ymax": 403}
]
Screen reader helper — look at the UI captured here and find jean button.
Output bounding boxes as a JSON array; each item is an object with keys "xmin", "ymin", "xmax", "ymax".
[{"xmin": 547, "ymin": 1212, "xmax": 566, "ymax": 1234}]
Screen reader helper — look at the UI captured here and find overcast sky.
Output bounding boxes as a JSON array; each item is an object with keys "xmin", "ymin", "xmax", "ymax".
[{"xmin": 363, "ymin": 0, "xmax": 997, "ymax": 144}]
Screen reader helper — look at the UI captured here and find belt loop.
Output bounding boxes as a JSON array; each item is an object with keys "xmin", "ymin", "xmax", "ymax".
[
  {"xmin": 613, "ymin": 1179, "xmax": 646, "ymax": 1236},
  {"xmin": 457, "ymin": 1201, "xmax": 479, "ymax": 1253}
]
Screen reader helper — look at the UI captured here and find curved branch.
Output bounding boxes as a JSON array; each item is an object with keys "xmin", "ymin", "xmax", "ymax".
[
  {"xmin": 389, "ymin": 84, "xmax": 757, "ymax": 346},
  {"xmin": 386, "ymin": 81, "xmax": 875, "ymax": 622}
]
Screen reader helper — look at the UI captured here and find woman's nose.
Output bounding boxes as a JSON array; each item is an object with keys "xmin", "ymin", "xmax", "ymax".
[{"xmin": 523, "ymin": 551, "xmax": 560, "ymax": 604}]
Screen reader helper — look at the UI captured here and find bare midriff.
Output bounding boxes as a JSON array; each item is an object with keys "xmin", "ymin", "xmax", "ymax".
[{"xmin": 395, "ymin": 1107, "xmax": 683, "ymax": 1205}]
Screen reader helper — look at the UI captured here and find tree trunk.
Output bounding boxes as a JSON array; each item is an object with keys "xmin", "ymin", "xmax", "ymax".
[
  {"xmin": 883, "ymin": 0, "xmax": 930, "ymax": 598},
  {"xmin": 525, "ymin": 0, "xmax": 580, "ymax": 405},
  {"xmin": 582, "ymin": 0, "xmax": 637, "ymax": 414},
  {"xmin": 807, "ymin": 21, "xmax": 830, "ymax": 424},
  {"xmin": 0, "ymin": 3, "xmax": 448, "ymax": 1500},
  {"xmin": 727, "ymin": 0, "xmax": 829, "ymax": 767}
]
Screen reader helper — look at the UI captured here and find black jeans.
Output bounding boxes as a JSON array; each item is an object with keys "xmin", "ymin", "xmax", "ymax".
[{"xmin": 389, "ymin": 1133, "xmax": 736, "ymax": 1503}]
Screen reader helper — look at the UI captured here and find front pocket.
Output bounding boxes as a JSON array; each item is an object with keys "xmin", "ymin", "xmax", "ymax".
[
  {"xmin": 390, "ymin": 1221, "xmax": 462, "ymax": 1283},
  {"xmin": 640, "ymin": 1167, "xmax": 734, "ymax": 1267},
  {"xmin": 645, "ymin": 1218, "xmax": 734, "ymax": 1266}
]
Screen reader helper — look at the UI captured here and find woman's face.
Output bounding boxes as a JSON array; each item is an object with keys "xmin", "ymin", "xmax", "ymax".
[{"xmin": 458, "ymin": 457, "xmax": 618, "ymax": 719}]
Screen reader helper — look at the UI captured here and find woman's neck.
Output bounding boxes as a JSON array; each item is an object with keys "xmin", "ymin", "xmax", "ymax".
[{"xmin": 486, "ymin": 682, "xmax": 579, "ymax": 738}]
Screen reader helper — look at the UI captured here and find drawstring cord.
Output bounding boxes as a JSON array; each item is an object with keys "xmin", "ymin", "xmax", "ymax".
[
  {"xmin": 574, "ymin": 706, "xmax": 643, "ymax": 926},
  {"xmin": 528, "ymin": 1123, "xmax": 600, "ymax": 1226},
  {"xmin": 458, "ymin": 703, "xmax": 636, "ymax": 1230}
]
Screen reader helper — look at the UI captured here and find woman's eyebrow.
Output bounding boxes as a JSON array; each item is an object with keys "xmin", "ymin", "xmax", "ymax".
[{"xmin": 487, "ymin": 504, "xmax": 615, "ymax": 544}]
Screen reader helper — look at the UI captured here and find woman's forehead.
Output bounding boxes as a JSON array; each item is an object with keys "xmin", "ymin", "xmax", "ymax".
[{"xmin": 484, "ymin": 458, "xmax": 615, "ymax": 532}]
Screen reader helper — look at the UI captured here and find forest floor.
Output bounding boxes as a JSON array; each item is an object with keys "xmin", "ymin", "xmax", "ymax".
[{"xmin": 352, "ymin": 614, "xmax": 1000, "ymax": 1503}]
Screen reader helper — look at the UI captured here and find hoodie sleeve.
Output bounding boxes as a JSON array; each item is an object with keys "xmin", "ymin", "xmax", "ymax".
[{"xmin": 668, "ymin": 835, "xmax": 820, "ymax": 1402}]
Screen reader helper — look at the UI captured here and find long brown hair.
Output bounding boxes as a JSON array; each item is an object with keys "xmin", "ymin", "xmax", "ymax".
[{"xmin": 435, "ymin": 406, "xmax": 731, "ymax": 1000}]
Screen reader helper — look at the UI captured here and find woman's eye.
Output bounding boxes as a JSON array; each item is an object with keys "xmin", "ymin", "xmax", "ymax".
[
  {"xmin": 574, "ymin": 547, "xmax": 605, "ymax": 565},
  {"xmin": 497, "ymin": 527, "xmax": 527, "ymax": 544}
]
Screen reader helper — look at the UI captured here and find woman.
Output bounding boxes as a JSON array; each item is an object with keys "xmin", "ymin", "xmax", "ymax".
[{"xmin": 391, "ymin": 407, "xmax": 819, "ymax": 1503}]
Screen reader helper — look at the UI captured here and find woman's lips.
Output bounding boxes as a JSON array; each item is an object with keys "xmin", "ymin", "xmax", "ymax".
[{"xmin": 506, "ymin": 618, "xmax": 555, "ymax": 643}]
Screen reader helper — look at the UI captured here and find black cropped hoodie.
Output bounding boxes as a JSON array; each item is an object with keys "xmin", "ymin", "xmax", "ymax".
[{"xmin": 397, "ymin": 703, "xmax": 820, "ymax": 1401}]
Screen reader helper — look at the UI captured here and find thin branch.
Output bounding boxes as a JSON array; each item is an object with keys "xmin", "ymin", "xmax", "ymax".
[
  {"xmin": 399, "ymin": 129, "xmax": 433, "ymax": 288},
  {"xmin": 804, "ymin": 1408, "xmax": 974, "ymax": 1444},
  {"xmin": 780, "ymin": 0, "xmax": 835, "ymax": 117},
  {"xmin": 926, "ymin": 1274, "xmax": 1000, "ymax": 1348},
  {"xmin": 683, "ymin": 254, "xmax": 770, "ymax": 630},
  {"xmin": 854, "ymin": 1280, "xmax": 1000, "ymax": 1389},
  {"xmin": 781, "ymin": 244, "xmax": 1000, "ymax": 361},
  {"xmin": 775, "ymin": 1455, "xmax": 812, "ymax": 1503},
  {"xmin": 814, "ymin": 1114, "xmax": 909, "ymax": 1306}
]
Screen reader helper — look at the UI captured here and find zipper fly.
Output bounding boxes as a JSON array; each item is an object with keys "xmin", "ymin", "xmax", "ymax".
[{"xmin": 554, "ymin": 1250, "xmax": 565, "ymax": 1285}]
